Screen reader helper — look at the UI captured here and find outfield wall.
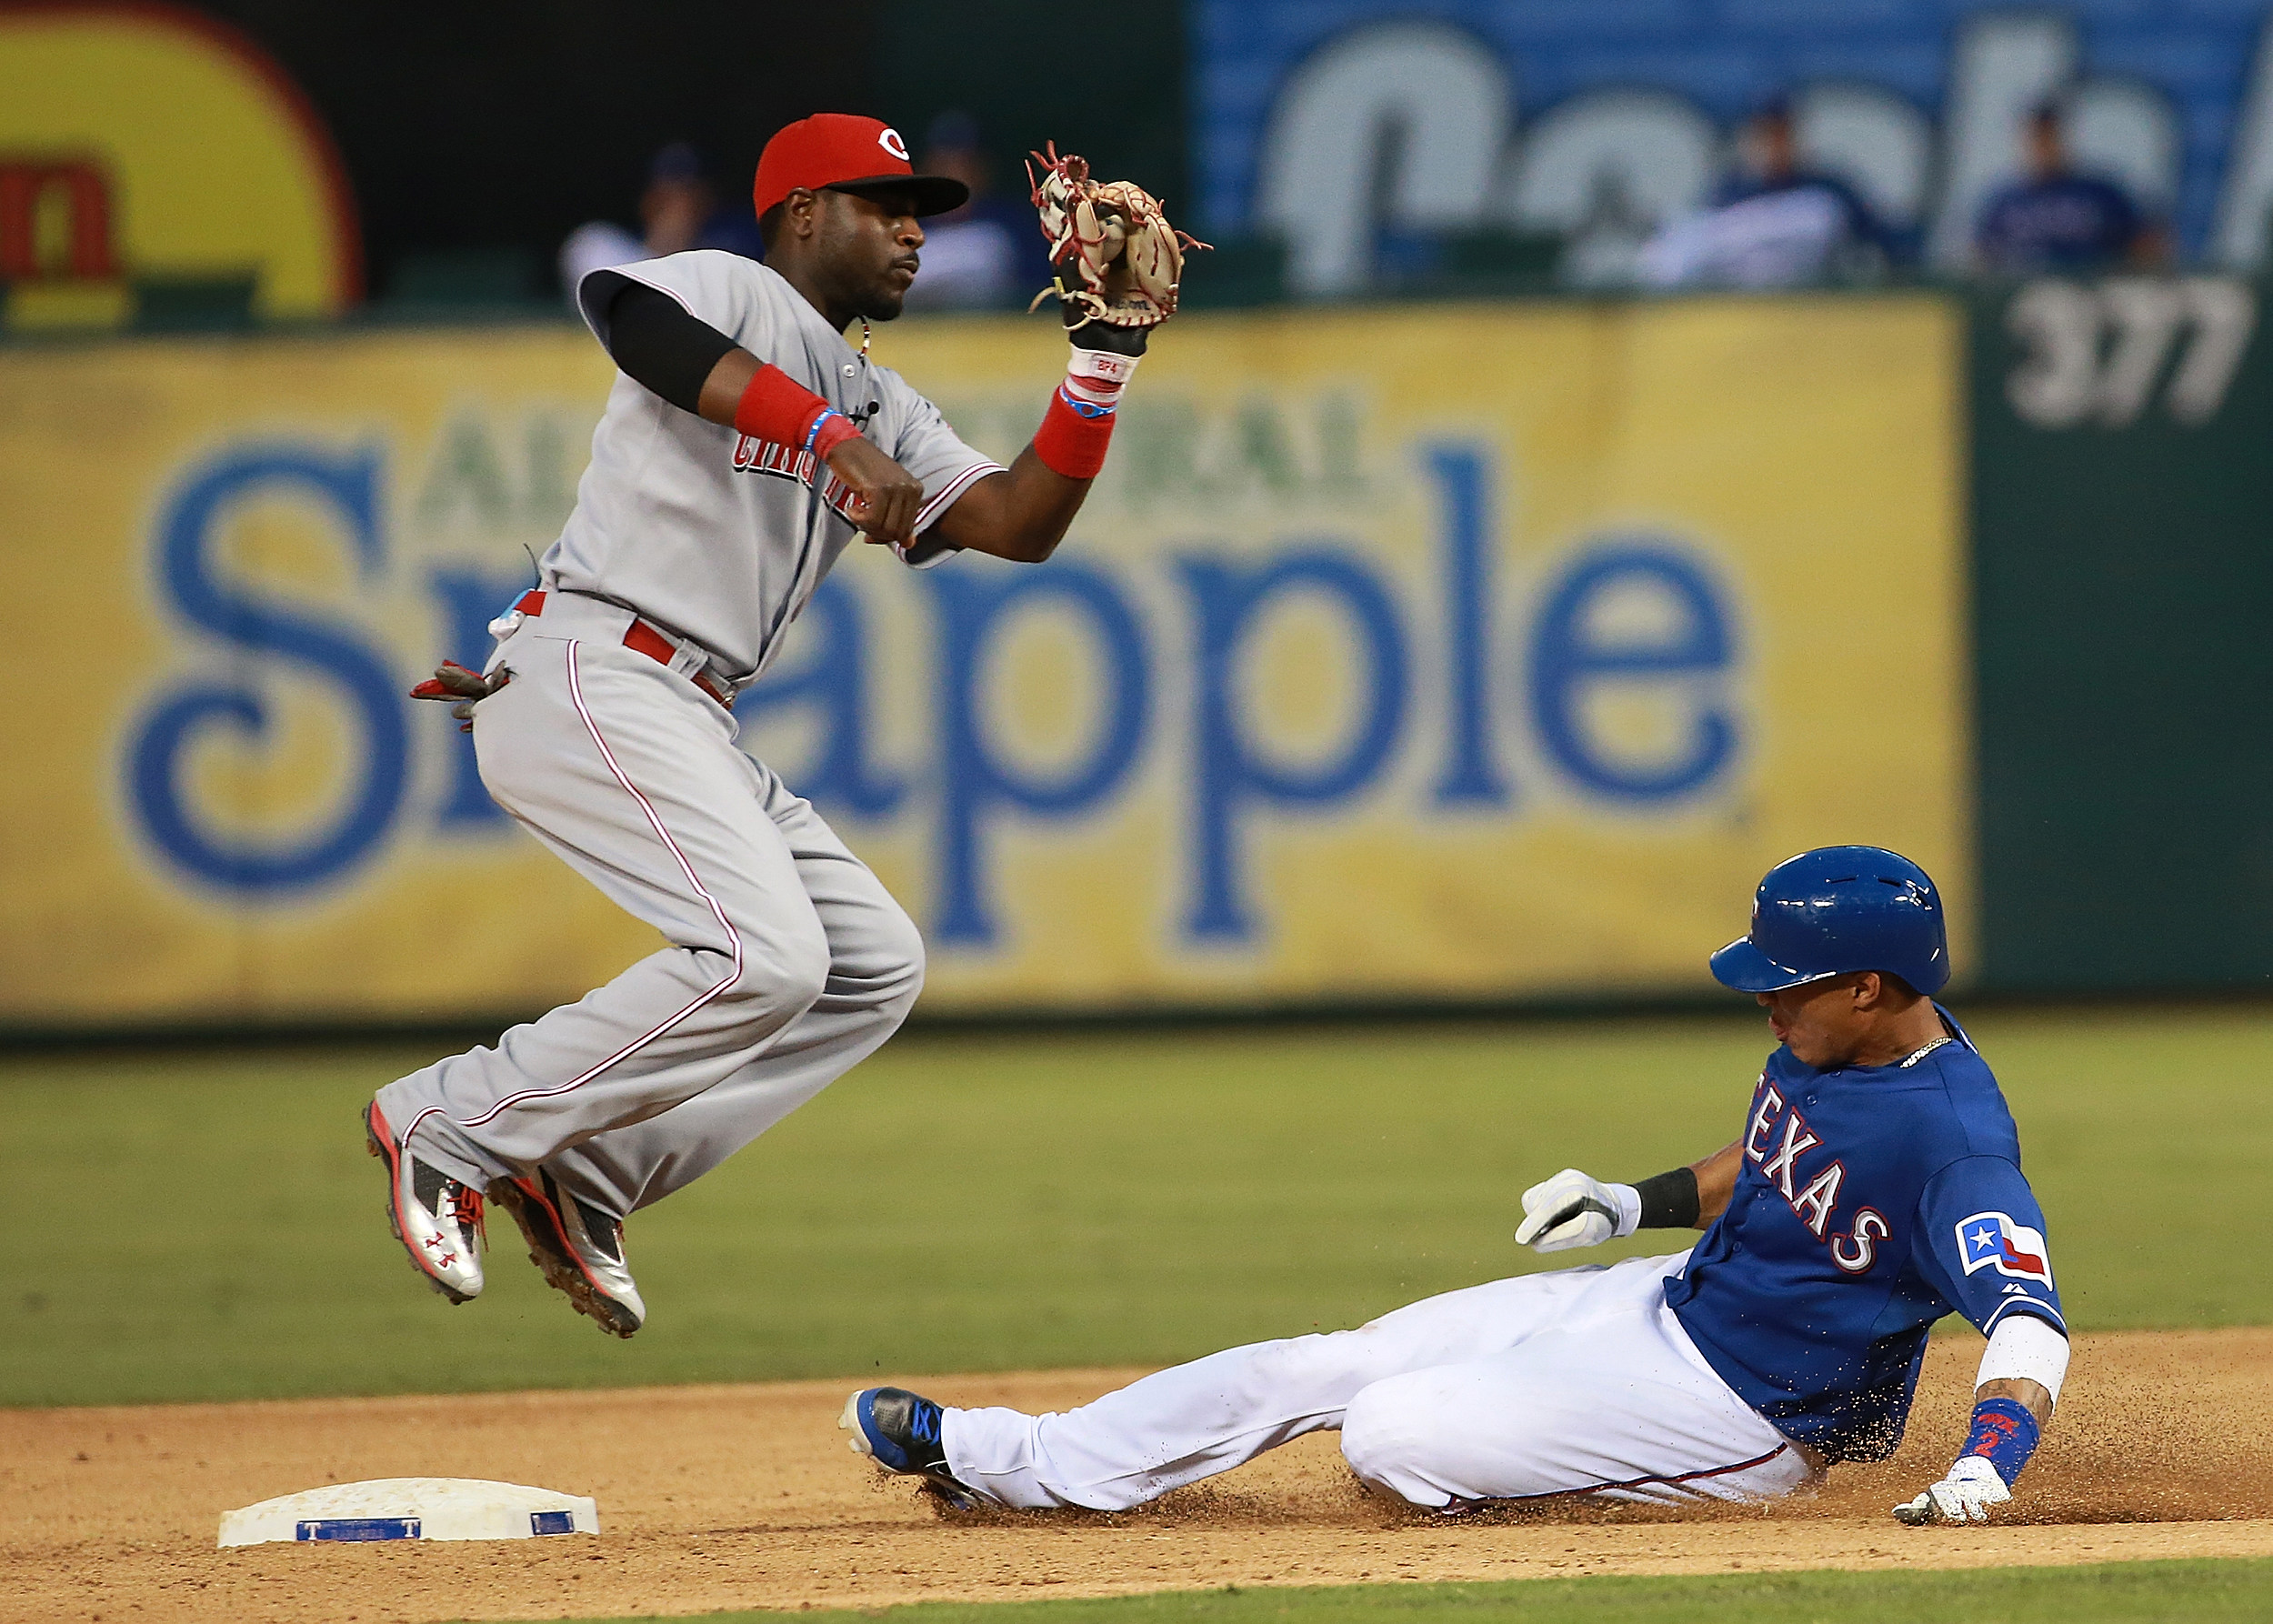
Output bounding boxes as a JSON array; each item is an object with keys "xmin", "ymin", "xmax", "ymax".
[
  {"xmin": 0, "ymin": 281, "xmax": 2260, "ymax": 1028},
  {"xmin": 1970, "ymin": 277, "xmax": 2273, "ymax": 990}
]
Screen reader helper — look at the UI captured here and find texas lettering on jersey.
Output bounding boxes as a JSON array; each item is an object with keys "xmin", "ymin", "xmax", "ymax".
[{"xmin": 1740, "ymin": 1077, "xmax": 1888, "ymax": 1274}]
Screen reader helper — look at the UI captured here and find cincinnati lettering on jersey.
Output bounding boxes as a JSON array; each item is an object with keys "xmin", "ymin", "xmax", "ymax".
[
  {"xmin": 731, "ymin": 433, "xmax": 863, "ymax": 521},
  {"xmin": 1741, "ymin": 1078, "xmax": 1889, "ymax": 1275}
]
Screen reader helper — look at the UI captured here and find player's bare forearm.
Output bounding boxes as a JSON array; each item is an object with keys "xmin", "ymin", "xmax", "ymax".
[
  {"xmin": 1690, "ymin": 1140, "xmax": 1744, "ymax": 1225},
  {"xmin": 926, "ymin": 452, "xmax": 1089, "ymax": 563},
  {"xmin": 1516, "ymin": 1139, "xmax": 1740, "ymax": 1251},
  {"xmin": 696, "ymin": 348, "xmax": 762, "ymax": 423},
  {"xmin": 1978, "ymin": 1376, "xmax": 2053, "ymax": 1427},
  {"xmin": 1895, "ymin": 1369, "xmax": 2058, "ymax": 1523},
  {"xmin": 691, "ymin": 347, "xmax": 928, "ymax": 546},
  {"xmin": 694, "ymin": 350, "xmax": 1086, "ymax": 561}
]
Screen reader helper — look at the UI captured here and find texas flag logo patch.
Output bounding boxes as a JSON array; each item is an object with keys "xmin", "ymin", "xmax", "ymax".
[{"xmin": 1955, "ymin": 1211, "xmax": 2053, "ymax": 1286}]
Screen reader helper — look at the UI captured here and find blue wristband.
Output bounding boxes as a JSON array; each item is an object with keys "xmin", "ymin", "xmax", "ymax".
[
  {"xmin": 803, "ymin": 409, "xmax": 842, "ymax": 456},
  {"xmin": 1057, "ymin": 385, "xmax": 1115, "ymax": 420},
  {"xmin": 1960, "ymin": 1395, "xmax": 2041, "ymax": 1486}
]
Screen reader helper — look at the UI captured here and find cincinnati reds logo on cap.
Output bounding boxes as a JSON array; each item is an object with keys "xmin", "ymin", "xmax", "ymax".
[{"xmin": 752, "ymin": 113, "xmax": 970, "ymax": 223}]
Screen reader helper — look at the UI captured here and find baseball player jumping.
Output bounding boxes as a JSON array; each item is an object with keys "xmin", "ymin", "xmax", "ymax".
[
  {"xmin": 365, "ymin": 115, "xmax": 1197, "ymax": 1335},
  {"xmin": 845, "ymin": 847, "xmax": 2069, "ymax": 1527}
]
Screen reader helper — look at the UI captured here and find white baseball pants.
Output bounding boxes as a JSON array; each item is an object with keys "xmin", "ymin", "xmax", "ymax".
[
  {"xmin": 375, "ymin": 597, "xmax": 924, "ymax": 1220},
  {"xmin": 943, "ymin": 1252, "xmax": 1815, "ymax": 1509}
]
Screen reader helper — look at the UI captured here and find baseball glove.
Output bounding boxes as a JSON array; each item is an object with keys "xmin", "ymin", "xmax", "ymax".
[
  {"xmin": 410, "ymin": 660, "xmax": 507, "ymax": 732},
  {"xmin": 1026, "ymin": 143, "xmax": 1208, "ymax": 337}
]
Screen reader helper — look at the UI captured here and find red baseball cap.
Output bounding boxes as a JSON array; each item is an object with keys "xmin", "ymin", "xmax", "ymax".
[{"xmin": 752, "ymin": 114, "xmax": 969, "ymax": 222}]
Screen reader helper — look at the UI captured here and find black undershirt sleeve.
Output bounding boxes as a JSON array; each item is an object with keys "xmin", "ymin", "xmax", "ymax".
[
  {"xmin": 591, "ymin": 275, "xmax": 739, "ymax": 416},
  {"xmin": 1634, "ymin": 1166, "xmax": 1702, "ymax": 1229}
]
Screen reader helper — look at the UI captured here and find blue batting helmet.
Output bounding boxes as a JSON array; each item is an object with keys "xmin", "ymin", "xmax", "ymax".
[{"xmin": 1708, "ymin": 846, "xmax": 1950, "ymax": 995}]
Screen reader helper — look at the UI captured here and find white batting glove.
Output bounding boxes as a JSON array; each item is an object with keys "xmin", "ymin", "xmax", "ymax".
[
  {"xmin": 1514, "ymin": 1169, "xmax": 1641, "ymax": 1253},
  {"xmin": 1893, "ymin": 1455, "xmax": 2012, "ymax": 1525}
]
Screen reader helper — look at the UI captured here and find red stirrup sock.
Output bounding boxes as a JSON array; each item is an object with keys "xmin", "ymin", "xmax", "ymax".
[
  {"xmin": 1031, "ymin": 346, "xmax": 1140, "ymax": 480},
  {"xmin": 734, "ymin": 363, "xmax": 860, "ymax": 460}
]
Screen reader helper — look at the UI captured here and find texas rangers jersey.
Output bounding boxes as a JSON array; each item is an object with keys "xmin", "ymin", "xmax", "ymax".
[
  {"xmin": 549, "ymin": 250, "xmax": 1005, "ymax": 682},
  {"xmin": 1664, "ymin": 1010, "xmax": 2063, "ymax": 1460}
]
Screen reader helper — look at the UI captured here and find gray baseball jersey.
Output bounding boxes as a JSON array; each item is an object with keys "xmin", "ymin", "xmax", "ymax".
[
  {"xmin": 550, "ymin": 249, "xmax": 1005, "ymax": 681},
  {"xmin": 373, "ymin": 249, "xmax": 980, "ymax": 1325}
]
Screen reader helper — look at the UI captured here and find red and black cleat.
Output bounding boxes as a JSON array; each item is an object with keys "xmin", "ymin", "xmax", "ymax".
[{"xmin": 489, "ymin": 1168, "xmax": 646, "ymax": 1338}]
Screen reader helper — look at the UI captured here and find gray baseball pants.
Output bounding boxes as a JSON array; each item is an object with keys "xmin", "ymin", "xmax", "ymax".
[{"xmin": 375, "ymin": 596, "xmax": 924, "ymax": 1219}]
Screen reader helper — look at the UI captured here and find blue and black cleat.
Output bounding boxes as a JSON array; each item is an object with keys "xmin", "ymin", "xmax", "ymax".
[{"xmin": 840, "ymin": 1387, "xmax": 979, "ymax": 1509}]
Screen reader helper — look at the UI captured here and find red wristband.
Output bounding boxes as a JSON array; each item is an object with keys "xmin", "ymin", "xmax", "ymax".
[
  {"xmin": 1032, "ymin": 385, "xmax": 1116, "ymax": 480},
  {"xmin": 733, "ymin": 362, "xmax": 832, "ymax": 446}
]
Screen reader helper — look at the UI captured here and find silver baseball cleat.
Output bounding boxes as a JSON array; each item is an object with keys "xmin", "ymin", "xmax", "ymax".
[
  {"xmin": 365, "ymin": 1101, "xmax": 486, "ymax": 1304},
  {"xmin": 489, "ymin": 1168, "xmax": 646, "ymax": 1338}
]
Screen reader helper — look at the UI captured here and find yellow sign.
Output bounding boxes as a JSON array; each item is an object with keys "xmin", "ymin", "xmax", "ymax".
[
  {"xmin": 0, "ymin": 4, "xmax": 358, "ymax": 328},
  {"xmin": 0, "ymin": 299, "xmax": 1969, "ymax": 1024}
]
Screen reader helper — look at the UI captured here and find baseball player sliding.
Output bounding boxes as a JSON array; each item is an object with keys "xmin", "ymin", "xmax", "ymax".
[
  {"xmin": 365, "ymin": 115, "xmax": 1198, "ymax": 1336},
  {"xmin": 846, "ymin": 848, "xmax": 2069, "ymax": 1527}
]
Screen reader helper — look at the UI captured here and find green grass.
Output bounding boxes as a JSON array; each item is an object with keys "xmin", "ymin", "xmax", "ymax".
[
  {"xmin": 3, "ymin": 1007, "xmax": 2268, "ymax": 1407},
  {"xmin": 546, "ymin": 1559, "xmax": 2273, "ymax": 1624}
]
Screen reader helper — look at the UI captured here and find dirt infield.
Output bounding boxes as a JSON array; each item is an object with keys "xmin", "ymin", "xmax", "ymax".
[{"xmin": 5, "ymin": 1328, "xmax": 2269, "ymax": 1624}]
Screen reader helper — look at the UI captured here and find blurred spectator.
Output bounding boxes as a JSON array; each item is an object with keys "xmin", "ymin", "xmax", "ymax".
[
  {"xmin": 1974, "ymin": 101, "xmax": 2167, "ymax": 275},
  {"xmin": 1557, "ymin": 174, "xmax": 1658, "ymax": 289},
  {"xmin": 558, "ymin": 142, "xmax": 766, "ymax": 300},
  {"xmin": 900, "ymin": 111, "xmax": 1052, "ymax": 312},
  {"xmin": 1638, "ymin": 97, "xmax": 1891, "ymax": 290}
]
